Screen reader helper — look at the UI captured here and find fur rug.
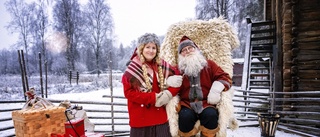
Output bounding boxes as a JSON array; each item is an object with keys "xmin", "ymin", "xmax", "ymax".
[{"xmin": 160, "ymin": 17, "xmax": 240, "ymax": 137}]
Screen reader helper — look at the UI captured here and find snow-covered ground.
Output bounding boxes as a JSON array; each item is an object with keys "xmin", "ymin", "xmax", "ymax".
[{"xmin": 0, "ymin": 84, "xmax": 302, "ymax": 137}]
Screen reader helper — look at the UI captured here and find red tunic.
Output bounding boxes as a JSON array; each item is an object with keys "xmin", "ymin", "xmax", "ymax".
[{"xmin": 179, "ymin": 60, "xmax": 232, "ymax": 110}]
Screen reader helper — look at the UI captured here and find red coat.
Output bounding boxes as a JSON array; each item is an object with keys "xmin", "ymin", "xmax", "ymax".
[
  {"xmin": 179, "ymin": 60, "xmax": 232, "ymax": 111},
  {"xmin": 122, "ymin": 56, "xmax": 180, "ymax": 127}
]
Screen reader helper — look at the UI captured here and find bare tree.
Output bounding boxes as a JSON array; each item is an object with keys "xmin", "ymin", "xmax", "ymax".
[
  {"xmin": 0, "ymin": 49, "xmax": 20, "ymax": 74},
  {"xmin": 30, "ymin": 0, "xmax": 50, "ymax": 64},
  {"xmin": 52, "ymin": 0, "xmax": 82, "ymax": 71},
  {"xmin": 5, "ymin": 0, "xmax": 36, "ymax": 74},
  {"xmin": 195, "ymin": 0, "xmax": 264, "ymax": 58},
  {"xmin": 82, "ymin": 0, "xmax": 113, "ymax": 77},
  {"xmin": 196, "ymin": 0, "xmax": 234, "ymax": 20}
]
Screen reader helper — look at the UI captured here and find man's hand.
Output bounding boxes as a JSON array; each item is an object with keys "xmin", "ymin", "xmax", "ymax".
[
  {"xmin": 155, "ymin": 90, "xmax": 173, "ymax": 107},
  {"xmin": 166, "ymin": 75, "xmax": 183, "ymax": 87},
  {"xmin": 207, "ymin": 81, "xmax": 225, "ymax": 105}
]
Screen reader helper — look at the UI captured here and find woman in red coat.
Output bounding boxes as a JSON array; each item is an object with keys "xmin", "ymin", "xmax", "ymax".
[{"xmin": 122, "ymin": 33, "xmax": 182, "ymax": 137}]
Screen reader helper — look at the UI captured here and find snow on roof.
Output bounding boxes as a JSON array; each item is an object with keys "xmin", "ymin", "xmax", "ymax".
[{"xmin": 233, "ymin": 58, "xmax": 244, "ymax": 63}]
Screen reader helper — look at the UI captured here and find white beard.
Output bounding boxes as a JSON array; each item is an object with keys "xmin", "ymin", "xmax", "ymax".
[{"xmin": 178, "ymin": 50, "xmax": 207, "ymax": 77}]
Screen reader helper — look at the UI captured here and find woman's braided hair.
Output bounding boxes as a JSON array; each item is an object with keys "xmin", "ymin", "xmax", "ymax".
[{"xmin": 136, "ymin": 33, "xmax": 164, "ymax": 91}]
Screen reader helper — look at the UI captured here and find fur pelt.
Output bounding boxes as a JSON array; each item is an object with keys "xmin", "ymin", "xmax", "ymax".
[
  {"xmin": 166, "ymin": 88, "xmax": 238, "ymax": 137},
  {"xmin": 160, "ymin": 17, "xmax": 240, "ymax": 77},
  {"xmin": 161, "ymin": 17, "xmax": 240, "ymax": 137}
]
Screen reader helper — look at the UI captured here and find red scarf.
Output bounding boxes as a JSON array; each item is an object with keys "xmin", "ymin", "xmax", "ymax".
[{"xmin": 124, "ymin": 56, "xmax": 179, "ymax": 92}]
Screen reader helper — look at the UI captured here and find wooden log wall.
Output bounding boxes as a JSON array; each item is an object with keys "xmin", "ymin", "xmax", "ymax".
[
  {"xmin": 291, "ymin": 0, "xmax": 320, "ymax": 91},
  {"xmin": 279, "ymin": 0, "xmax": 320, "ymax": 136},
  {"xmin": 265, "ymin": 0, "xmax": 272, "ymax": 20},
  {"xmin": 282, "ymin": 0, "xmax": 294, "ymax": 108},
  {"xmin": 282, "ymin": 0, "xmax": 320, "ymax": 96}
]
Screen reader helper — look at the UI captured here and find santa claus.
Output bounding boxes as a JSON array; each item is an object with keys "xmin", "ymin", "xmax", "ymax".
[
  {"xmin": 161, "ymin": 17, "xmax": 239, "ymax": 137},
  {"xmin": 173, "ymin": 36, "xmax": 232, "ymax": 137}
]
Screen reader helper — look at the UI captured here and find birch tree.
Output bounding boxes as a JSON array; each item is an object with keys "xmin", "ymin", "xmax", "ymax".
[
  {"xmin": 5, "ymin": 0, "xmax": 36, "ymax": 74},
  {"xmin": 82, "ymin": 0, "xmax": 113, "ymax": 77},
  {"xmin": 52, "ymin": 0, "xmax": 82, "ymax": 71}
]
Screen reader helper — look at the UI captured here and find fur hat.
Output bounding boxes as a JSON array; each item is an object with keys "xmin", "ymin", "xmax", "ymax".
[
  {"xmin": 137, "ymin": 33, "xmax": 160, "ymax": 47},
  {"xmin": 132, "ymin": 33, "xmax": 161, "ymax": 63},
  {"xmin": 178, "ymin": 36, "xmax": 197, "ymax": 54}
]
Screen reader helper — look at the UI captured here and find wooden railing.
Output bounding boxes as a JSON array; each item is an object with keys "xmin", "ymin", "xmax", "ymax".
[
  {"xmin": 233, "ymin": 89, "xmax": 320, "ymax": 137},
  {"xmin": 2, "ymin": 89, "xmax": 319, "ymax": 136},
  {"xmin": 0, "ymin": 96, "xmax": 130, "ymax": 137},
  {"xmin": 69, "ymin": 71, "xmax": 79, "ymax": 85}
]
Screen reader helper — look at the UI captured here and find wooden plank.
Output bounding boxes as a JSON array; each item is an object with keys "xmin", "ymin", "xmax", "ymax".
[
  {"xmin": 295, "ymin": 62, "xmax": 320, "ymax": 70},
  {"xmin": 273, "ymin": 111, "xmax": 320, "ymax": 116},
  {"xmin": 280, "ymin": 118, "xmax": 320, "ymax": 125},
  {"xmin": 299, "ymin": 0, "xmax": 320, "ymax": 10},
  {"xmin": 299, "ymin": 37, "xmax": 320, "ymax": 43},
  {"xmin": 105, "ymin": 132, "xmax": 130, "ymax": 137},
  {"xmin": 234, "ymin": 105, "xmax": 269, "ymax": 110},
  {"xmin": 235, "ymin": 89, "xmax": 269, "ymax": 95},
  {"xmin": 297, "ymin": 74, "xmax": 320, "ymax": 79},
  {"xmin": 251, "ymin": 21, "xmax": 275, "ymax": 27},
  {"xmin": 298, "ymin": 78, "xmax": 320, "ymax": 82},
  {"xmin": 296, "ymin": 49, "xmax": 320, "ymax": 55},
  {"xmin": 298, "ymin": 42, "xmax": 320, "ymax": 50},
  {"xmin": 296, "ymin": 86, "xmax": 320, "ymax": 91},
  {"xmin": 94, "ymin": 123, "xmax": 128, "ymax": 125},
  {"xmin": 278, "ymin": 125, "xmax": 318, "ymax": 137},
  {"xmin": 300, "ymin": 11, "xmax": 320, "ymax": 21},
  {"xmin": 88, "ymin": 116, "xmax": 129, "ymax": 119},
  {"xmin": 297, "ymin": 83, "xmax": 320, "ymax": 88},
  {"xmin": 233, "ymin": 99, "xmax": 269, "ymax": 104},
  {"xmin": 0, "ymin": 117, "xmax": 12, "ymax": 122},
  {"xmin": 297, "ymin": 70, "xmax": 320, "ymax": 75},
  {"xmin": 283, "ymin": 12, "xmax": 292, "ymax": 24},
  {"xmin": 283, "ymin": 86, "xmax": 291, "ymax": 92},
  {"xmin": 0, "ymin": 126, "xmax": 14, "ymax": 132},
  {"xmin": 283, "ymin": 80, "xmax": 291, "ymax": 86},
  {"xmin": 283, "ymin": 69, "xmax": 291, "ymax": 79},
  {"xmin": 251, "ymin": 29, "xmax": 275, "ymax": 34},
  {"xmin": 270, "ymin": 98, "xmax": 320, "ymax": 102},
  {"xmin": 85, "ymin": 109, "xmax": 127, "ymax": 113},
  {"xmin": 271, "ymin": 91, "xmax": 320, "ymax": 95},
  {"xmin": 298, "ymin": 30, "xmax": 320, "ymax": 38},
  {"xmin": 0, "ymin": 108, "xmax": 21, "ymax": 112},
  {"xmin": 297, "ymin": 59, "xmax": 320, "ymax": 65},
  {"xmin": 296, "ymin": 55, "xmax": 320, "ymax": 61},
  {"xmin": 234, "ymin": 94, "xmax": 269, "ymax": 100},
  {"xmin": 298, "ymin": 21, "xmax": 320, "ymax": 31},
  {"xmin": 293, "ymin": 64, "xmax": 320, "ymax": 70},
  {"xmin": 49, "ymin": 99, "xmax": 128, "ymax": 106},
  {"xmin": 276, "ymin": 105, "xmax": 320, "ymax": 109}
]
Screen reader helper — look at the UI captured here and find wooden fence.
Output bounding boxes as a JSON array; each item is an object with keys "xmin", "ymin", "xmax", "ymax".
[
  {"xmin": 233, "ymin": 89, "xmax": 320, "ymax": 137},
  {"xmin": 69, "ymin": 71, "xmax": 79, "ymax": 85},
  {"xmin": 1, "ymin": 89, "xmax": 319, "ymax": 136},
  {"xmin": 0, "ymin": 95, "xmax": 130, "ymax": 137}
]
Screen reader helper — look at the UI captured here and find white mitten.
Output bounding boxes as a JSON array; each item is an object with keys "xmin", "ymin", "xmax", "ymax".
[
  {"xmin": 155, "ymin": 90, "xmax": 173, "ymax": 107},
  {"xmin": 207, "ymin": 81, "xmax": 225, "ymax": 105},
  {"xmin": 166, "ymin": 75, "xmax": 183, "ymax": 87}
]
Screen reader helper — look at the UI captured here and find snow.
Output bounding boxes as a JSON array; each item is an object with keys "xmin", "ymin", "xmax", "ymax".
[{"xmin": 0, "ymin": 84, "xmax": 301, "ymax": 137}]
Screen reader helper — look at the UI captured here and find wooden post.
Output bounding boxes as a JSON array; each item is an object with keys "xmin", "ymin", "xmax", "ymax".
[
  {"xmin": 21, "ymin": 50, "xmax": 29, "ymax": 91},
  {"xmin": 76, "ymin": 71, "xmax": 79, "ymax": 85},
  {"xmin": 45, "ymin": 61, "xmax": 48, "ymax": 98},
  {"xmin": 109, "ymin": 51, "xmax": 114, "ymax": 134},
  {"xmin": 18, "ymin": 50, "xmax": 27, "ymax": 100},
  {"xmin": 69, "ymin": 71, "xmax": 72, "ymax": 85},
  {"xmin": 39, "ymin": 52, "xmax": 44, "ymax": 98}
]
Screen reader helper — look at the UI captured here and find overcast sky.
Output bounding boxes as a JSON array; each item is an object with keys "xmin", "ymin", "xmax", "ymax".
[{"xmin": 0, "ymin": 0, "xmax": 196, "ymax": 50}]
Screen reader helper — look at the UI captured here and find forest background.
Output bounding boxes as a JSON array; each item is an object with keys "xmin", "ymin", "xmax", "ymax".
[{"xmin": 0, "ymin": 0, "xmax": 263, "ymax": 76}]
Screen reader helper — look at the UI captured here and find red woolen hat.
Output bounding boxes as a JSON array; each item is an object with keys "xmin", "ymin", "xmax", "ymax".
[{"xmin": 178, "ymin": 36, "xmax": 198, "ymax": 53}]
